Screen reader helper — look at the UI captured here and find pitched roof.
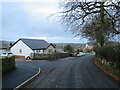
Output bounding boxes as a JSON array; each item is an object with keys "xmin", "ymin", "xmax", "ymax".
[{"xmin": 11, "ymin": 38, "xmax": 51, "ymax": 50}]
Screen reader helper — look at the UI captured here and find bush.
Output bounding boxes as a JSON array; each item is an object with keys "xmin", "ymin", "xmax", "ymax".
[
  {"xmin": 85, "ymin": 48, "xmax": 92, "ymax": 53},
  {"xmin": 2, "ymin": 56, "xmax": 16, "ymax": 74},
  {"xmin": 30, "ymin": 53, "xmax": 69, "ymax": 60},
  {"xmin": 95, "ymin": 58, "xmax": 120, "ymax": 76},
  {"xmin": 63, "ymin": 44, "xmax": 74, "ymax": 53},
  {"xmin": 94, "ymin": 45, "xmax": 120, "ymax": 69},
  {"xmin": 74, "ymin": 49, "xmax": 80, "ymax": 56}
]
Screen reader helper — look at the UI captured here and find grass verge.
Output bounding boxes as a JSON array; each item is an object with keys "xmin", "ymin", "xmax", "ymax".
[{"xmin": 94, "ymin": 58, "xmax": 120, "ymax": 82}]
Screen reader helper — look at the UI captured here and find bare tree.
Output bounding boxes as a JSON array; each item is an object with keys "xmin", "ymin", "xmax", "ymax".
[
  {"xmin": 81, "ymin": 15, "xmax": 116, "ymax": 44},
  {"xmin": 59, "ymin": 0, "xmax": 120, "ymax": 47}
]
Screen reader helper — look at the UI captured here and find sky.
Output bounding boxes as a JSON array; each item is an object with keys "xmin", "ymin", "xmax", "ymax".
[{"xmin": 1, "ymin": 0, "xmax": 88, "ymax": 43}]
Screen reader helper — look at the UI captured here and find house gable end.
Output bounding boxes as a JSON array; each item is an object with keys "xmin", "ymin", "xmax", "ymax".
[
  {"xmin": 10, "ymin": 40, "xmax": 33, "ymax": 56},
  {"xmin": 10, "ymin": 39, "xmax": 33, "ymax": 50},
  {"xmin": 11, "ymin": 40, "xmax": 33, "ymax": 51},
  {"xmin": 45, "ymin": 43, "xmax": 56, "ymax": 50}
]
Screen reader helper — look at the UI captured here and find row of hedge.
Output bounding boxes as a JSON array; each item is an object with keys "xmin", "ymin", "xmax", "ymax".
[
  {"xmin": 95, "ymin": 58, "xmax": 120, "ymax": 76},
  {"xmin": 2, "ymin": 56, "xmax": 16, "ymax": 74},
  {"xmin": 94, "ymin": 45, "xmax": 120, "ymax": 69},
  {"xmin": 30, "ymin": 53, "xmax": 69, "ymax": 60}
]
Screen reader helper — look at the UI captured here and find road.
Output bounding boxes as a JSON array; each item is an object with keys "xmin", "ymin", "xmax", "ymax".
[
  {"xmin": 21, "ymin": 54, "xmax": 120, "ymax": 88},
  {"xmin": 2, "ymin": 62, "xmax": 38, "ymax": 88}
]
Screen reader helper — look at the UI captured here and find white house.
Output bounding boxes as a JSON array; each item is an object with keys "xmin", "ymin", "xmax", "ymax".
[
  {"xmin": 85, "ymin": 44, "xmax": 93, "ymax": 49},
  {"xmin": 10, "ymin": 38, "xmax": 56, "ymax": 58}
]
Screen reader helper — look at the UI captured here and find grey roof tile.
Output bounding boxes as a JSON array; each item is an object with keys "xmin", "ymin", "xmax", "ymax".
[{"xmin": 20, "ymin": 38, "xmax": 50, "ymax": 50}]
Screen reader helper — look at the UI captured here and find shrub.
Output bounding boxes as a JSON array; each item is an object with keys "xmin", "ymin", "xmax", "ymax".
[
  {"xmin": 85, "ymin": 48, "xmax": 92, "ymax": 53},
  {"xmin": 94, "ymin": 45, "xmax": 120, "ymax": 69},
  {"xmin": 95, "ymin": 58, "xmax": 120, "ymax": 76},
  {"xmin": 63, "ymin": 44, "xmax": 74, "ymax": 53},
  {"xmin": 2, "ymin": 56, "xmax": 16, "ymax": 74},
  {"xmin": 30, "ymin": 53, "xmax": 69, "ymax": 60},
  {"xmin": 74, "ymin": 49, "xmax": 80, "ymax": 55},
  {"xmin": 80, "ymin": 49, "xmax": 83, "ymax": 52}
]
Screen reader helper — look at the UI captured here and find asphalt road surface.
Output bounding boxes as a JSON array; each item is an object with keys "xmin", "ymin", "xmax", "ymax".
[
  {"xmin": 23, "ymin": 54, "xmax": 120, "ymax": 88},
  {"xmin": 2, "ymin": 63, "xmax": 38, "ymax": 88}
]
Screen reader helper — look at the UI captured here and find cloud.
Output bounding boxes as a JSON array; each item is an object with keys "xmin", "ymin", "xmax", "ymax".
[
  {"xmin": 1, "ymin": 0, "xmax": 59, "ymax": 3},
  {"xmin": 20, "ymin": 1, "xmax": 60, "ymax": 19},
  {"xmin": 25, "ymin": 36, "xmax": 63, "ymax": 40},
  {"xmin": 20, "ymin": 36, "xmax": 83, "ymax": 43},
  {"xmin": 2, "ymin": 0, "xmax": 115, "ymax": 3},
  {"xmin": 73, "ymin": 37, "xmax": 80, "ymax": 40},
  {"xmin": 2, "ymin": 2, "xmax": 88, "ymax": 43},
  {"xmin": 0, "ymin": 3, "xmax": 2, "ymax": 40},
  {"xmin": 22, "ymin": 36, "xmax": 66, "ymax": 40}
]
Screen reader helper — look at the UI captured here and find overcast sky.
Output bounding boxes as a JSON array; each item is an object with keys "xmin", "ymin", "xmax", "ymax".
[{"xmin": 1, "ymin": 0, "xmax": 88, "ymax": 43}]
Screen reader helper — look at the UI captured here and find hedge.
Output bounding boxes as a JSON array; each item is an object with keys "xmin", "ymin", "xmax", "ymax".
[
  {"xmin": 2, "ymin": 56, "xmax": 16, "ymax": 74},
  {"xmin": 95, "ymin": 58, "xmax": 120, "ymax": 76},
  {"xmin": 30, "ymin": 53, "xmax": 69, "ymax": 60},
  {"xmin": 94, "ymin": 45, "xmax": 120, "ymax": 69}
]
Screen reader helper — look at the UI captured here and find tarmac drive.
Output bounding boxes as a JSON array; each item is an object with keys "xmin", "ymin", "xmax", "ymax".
[{"xmin": 23, "ymin": 54, "xmax": 120, "ymax": 88}]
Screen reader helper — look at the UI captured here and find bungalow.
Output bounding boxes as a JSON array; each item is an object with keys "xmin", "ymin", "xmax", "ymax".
[{"xmin": 10, "ymin": 38, "xmax": 56, "ymax": 59}]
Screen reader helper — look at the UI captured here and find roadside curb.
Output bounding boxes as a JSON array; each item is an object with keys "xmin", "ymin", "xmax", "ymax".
[
  {"xmin": 93, "ymin": 59, "xmax": 120, "ymax": 82},
  {"xmin": 13, "ymin": 67, "xmax": 41, "ymax": 90}
]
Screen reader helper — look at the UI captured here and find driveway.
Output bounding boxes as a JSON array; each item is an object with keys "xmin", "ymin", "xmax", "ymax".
[
  {"xmin": 21, "ymin": 54, "xmax": 120, "ymax": 88},
  {"xmin": 2, "ymin": 62, "xmax": 38, "ymax": 89}
]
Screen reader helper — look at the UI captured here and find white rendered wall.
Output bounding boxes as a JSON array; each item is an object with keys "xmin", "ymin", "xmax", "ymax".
[{"xmin": 10, "ymin": 40, "xmax": 33, "ymax": 56}]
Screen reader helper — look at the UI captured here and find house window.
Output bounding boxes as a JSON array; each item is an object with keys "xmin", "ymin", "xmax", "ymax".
[
  {"xmin": 36, "ymin": 50, "xmax": 39, "ymax": 53},
  {"xmin": 19, "ymin": 49, "xmax": 22, "ymax": 54},
  {"xmin": 40, "ymin": 50, "xmax": 43, "ymax": 53},
  {"xmin": 35, "ymin": 50, "xmax": 43, "ymax": 53},
  {"xmin": 48, "ymin": 49, "xmax": 53, "ymax": 53}
]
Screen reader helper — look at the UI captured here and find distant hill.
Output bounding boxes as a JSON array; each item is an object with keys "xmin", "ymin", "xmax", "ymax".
[{"xmin": 53, "ymin": 43, "xmax": 86, "ymax": 49}]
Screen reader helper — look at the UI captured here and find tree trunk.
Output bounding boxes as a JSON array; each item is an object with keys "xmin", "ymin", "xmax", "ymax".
[{"xmin": 99, "ymin": 2, "xmax": 106, "ymax": 47}]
